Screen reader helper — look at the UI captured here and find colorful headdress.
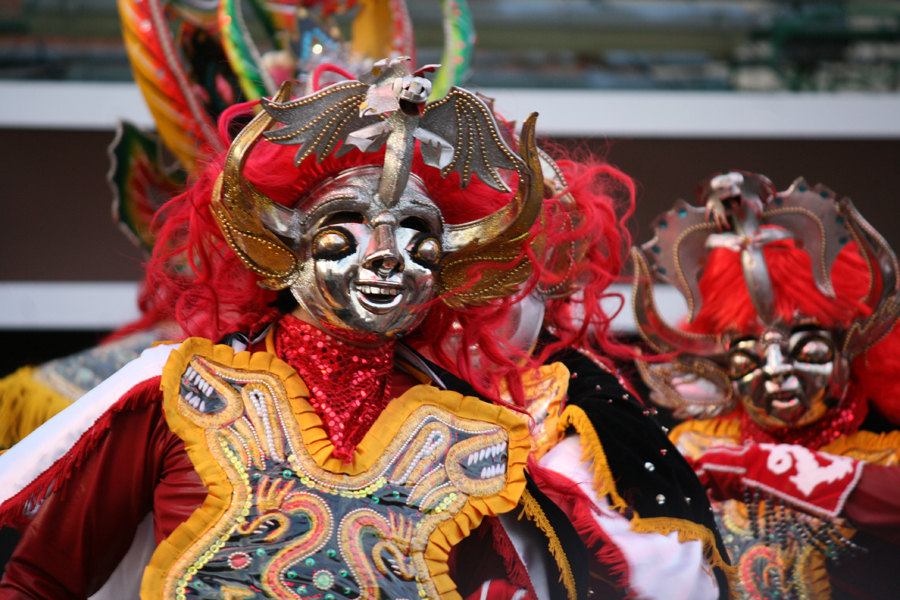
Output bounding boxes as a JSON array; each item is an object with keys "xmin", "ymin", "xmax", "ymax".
[
  {"xmin": 110, "ymin": 0, "xmax": 475, "ymax": 253},
  {"xmin": 632, "ymin": 172, "xmax": 900, "ymax": 418},
  {"xmin": 211, "ymin": 58, "xmax": 545, "ymax": 309}
]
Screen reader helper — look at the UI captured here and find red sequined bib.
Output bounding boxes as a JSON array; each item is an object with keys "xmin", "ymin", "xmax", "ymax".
[{"xmin": 275, "ymin": 315, "xmax": 395, "ymax": 461}]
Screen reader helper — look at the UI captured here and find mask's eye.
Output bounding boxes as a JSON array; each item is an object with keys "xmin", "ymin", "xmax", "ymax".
[
  {"xmin": 313, "ymin": 228, "xmax": 356, "ymax": 260},
  {"xmin": 793, "ymin": 337, "xmax": 834, "ymax": 364},
  {"xmin": 411, "ymin": 236, "xmax": 442, "ymax": 269},
  {"xmin": 728, "ymin": 351, "xmax": 760, "ymax": 379},
  {"xmin": 401, "ymin": 216, "xmax": 432, "ymax": 232}
]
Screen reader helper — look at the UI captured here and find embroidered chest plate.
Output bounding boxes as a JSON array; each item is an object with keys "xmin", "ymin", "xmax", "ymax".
[{"xmin": 150, "ymin": 341, "xmax": 528, "ymax": 600}]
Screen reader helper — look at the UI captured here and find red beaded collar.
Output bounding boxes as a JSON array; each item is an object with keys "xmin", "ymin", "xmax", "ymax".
[{"xmin": 275, "ymin": 314, "xmax": 395, "ymax": 462}]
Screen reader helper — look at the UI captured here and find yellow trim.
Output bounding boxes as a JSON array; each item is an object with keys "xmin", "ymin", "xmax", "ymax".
[
  {"xmin": 519, "ymin": 362, "xmax": 569, "ymax": 462},
  {"xmin": 821, "ymin": 430, "xmax": 900, "ymax": 465},
  {"xmin": 558, "ymin": 405, "xmax": 737, "ymax": 599},
  {"xmin": 145, "ymin": 337, "xmax": 531, "ymax": 600},
  {"xmin": 518, "ymin": 487, "xmax": 578, "ymax": 600},
  {"xmin": 0, "ymin": 367, "xmax": 72, "ymax": 449},
  {"xmin": 668, "ymin": 418, "xmax": 741, "ymax": 447},
  {"xmin": 558, "ymin": 404, "xmax": 628, "ymax": 512}
]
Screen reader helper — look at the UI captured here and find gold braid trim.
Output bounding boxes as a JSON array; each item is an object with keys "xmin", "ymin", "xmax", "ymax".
[
  {"xmin": 558, "ymin": 405, "xmax": 628, "ymax": 512},
  {"xmin": 518, "ymin": 487, "xmax": 578, "ymax": 600}
]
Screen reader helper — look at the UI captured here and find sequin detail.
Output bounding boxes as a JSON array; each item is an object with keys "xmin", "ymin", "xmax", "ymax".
[{"xmin": 276, "ymin": 315, "xmax": 395, "ymax": 462}]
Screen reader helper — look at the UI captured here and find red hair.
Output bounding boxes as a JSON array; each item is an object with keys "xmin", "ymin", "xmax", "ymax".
[
  {"xmin": 686, "ymin": 238, "xmax": 900, "ymax": 423},
  {"xmin": 134, "ymin": 106, "xmax": 636, "ymax": 406}
]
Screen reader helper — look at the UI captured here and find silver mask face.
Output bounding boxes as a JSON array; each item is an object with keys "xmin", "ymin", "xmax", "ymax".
[
  {"xmin": 289, "ymin": 167, "xmax": 443, "ymax": 344},
  {"xmin": 727, "ymin": 326, "xmax": 850, "ymax": 430}
]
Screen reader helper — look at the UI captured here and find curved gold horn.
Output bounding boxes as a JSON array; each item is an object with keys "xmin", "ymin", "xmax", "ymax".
[
  {"xmin": 211, "ymin": 82, "xmax": 300, "ymax": 290},
  {"xmin": 437, "ymin": 113, "xmax": 544, "ymax": 309},
  {"xmin": 631, "ymin": 247, "xmax": 725, "ymax": 356},
  {"xmin": 841, "ymin": 198, "xmax": 900, "ymax": 358}
]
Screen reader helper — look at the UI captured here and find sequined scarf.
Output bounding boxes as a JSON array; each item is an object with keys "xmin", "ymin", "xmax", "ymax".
[
  {"xmin": 739, "ymin": 386, "xmax": 868, "ymax": 450},
  {"xmin": 275, "ymin": 315, "xmax": 395, "ymax": 462}
]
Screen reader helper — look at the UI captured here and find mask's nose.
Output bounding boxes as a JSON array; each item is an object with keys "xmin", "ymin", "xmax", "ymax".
[
  {"xmin": 363, "ymin": 223, "xmax": 402, "ymax": 277},
  {"xmin": 762, "ymin": 344, "xmax": 791, "ymax": 382}
]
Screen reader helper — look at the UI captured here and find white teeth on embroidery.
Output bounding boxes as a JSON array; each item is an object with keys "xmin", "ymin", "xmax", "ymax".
[
  {"xmin": 199, "ymin": 400, "xmax": 207, "ymax": 412},
  {"xmin": 467, "ymin": 454, "xmax": 476, "ymax": 466}
]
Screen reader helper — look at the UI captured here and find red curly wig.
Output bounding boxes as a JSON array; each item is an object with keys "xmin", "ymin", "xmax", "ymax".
[
  {"xmin": 685, "ymin": 238, "xmax": 900, "ymax": 424},
  {"xmin": 133, "ymin": 104, "xmax": 636, "ymax": 406}
]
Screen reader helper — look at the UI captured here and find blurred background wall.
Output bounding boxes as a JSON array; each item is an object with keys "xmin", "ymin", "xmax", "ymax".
[{"xmin": 1, "ymin": 0, "xmax": 899, "ymax": 362}]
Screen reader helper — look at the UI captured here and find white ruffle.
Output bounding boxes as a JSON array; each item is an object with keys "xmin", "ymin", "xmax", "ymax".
[{"xmin": 539, "ymin": 434, "xmax": 719, "ymax": 600}]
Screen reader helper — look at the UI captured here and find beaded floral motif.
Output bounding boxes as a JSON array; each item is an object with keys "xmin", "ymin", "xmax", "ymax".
[{"xmin": 160, "ymin": 352, "xmax": 520, "ymax": 600}]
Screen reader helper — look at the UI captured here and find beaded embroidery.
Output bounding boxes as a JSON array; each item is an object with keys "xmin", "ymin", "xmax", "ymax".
[
  {"xmin": 153, "ymin": 342, "xmax": 528, "ymax": 600},
  {"xmin": 674, "ymin": 424, "xmax": 878, "ymax": 600}
]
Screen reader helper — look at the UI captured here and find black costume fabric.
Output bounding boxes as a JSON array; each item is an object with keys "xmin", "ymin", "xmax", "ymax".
[{"xmin": 548, "ymin": 348, "xmax": 732, "ymax": 598}]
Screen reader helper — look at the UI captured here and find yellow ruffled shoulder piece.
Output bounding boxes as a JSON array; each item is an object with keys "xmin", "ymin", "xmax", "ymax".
[
  {"xmin": 520, "ymin": 362, "xmax": 569, "ymax": 461},
  {"xmin": 0, "ymin": 366, "xmax": 72, "ymax": 450},
  {"xmin": 558, "ymin": 405, "xmax": 738, "ymax": 598},
  {"xmin": 145, "ymin": 337, "xmax": 531, "ymax": 600},
  {"xmin": 668, "ymin": 418, "xmax": 742, "ymax": 461},
  {"xmin": 669, "ymin": 417, "xmax": 742, "ymax": 446},
  {"xmin": 821, "ymin": 430, "xmax": 900, "ymax": 465}
]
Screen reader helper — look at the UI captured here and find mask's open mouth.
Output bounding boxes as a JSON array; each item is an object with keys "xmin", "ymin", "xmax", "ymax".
[
  {"xmin": 766, "ymin": 390, "xmax": 807, "ymax": 423},
  {"xmin": 355, "ymin": 282, "xmax": 404, "ymax": 313}
]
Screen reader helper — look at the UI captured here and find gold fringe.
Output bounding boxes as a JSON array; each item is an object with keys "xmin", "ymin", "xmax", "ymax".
[
  {"xmin": 518, "ymin": 488, "xmax": 578, "ymax": 600},
  {"xmin": 631, "ymin": 516, "xmax": 738, "ymax": 599},
  {"xmin": 0, "ymin": 367, "xmax": 72, "ymax": 449},
  {"xmin": 557, "ymin": 405, "xmax": 628, "ymax": 512}
]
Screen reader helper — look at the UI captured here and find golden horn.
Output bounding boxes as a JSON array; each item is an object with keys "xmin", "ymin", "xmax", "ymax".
[
  {"xmin": 443, "ymin": 113, "xmax": 544, "ymax": 252},
  {"xmin": 437, "ymin": 114, "xmax": 545, "ymax": 308},
  {"xmin": 631, "ymin": 247, "xmax": 724, "ymax": 356},
  {"xmin": 211, "ymin": 81, "xmax": 299, "ymax": 290}
]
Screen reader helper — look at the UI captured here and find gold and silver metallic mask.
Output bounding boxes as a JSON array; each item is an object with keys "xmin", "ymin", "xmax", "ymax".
[
  {"xmin": 212, "ymin": 58, "xmax": 544, "ymax": 343},
  {"xmin": 728, "ymin": 326, "xmax": 850, "ymax": 430},
  {"xmin": 633, "ymin": 172, "xmax": 900, "ymax": 428}
]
